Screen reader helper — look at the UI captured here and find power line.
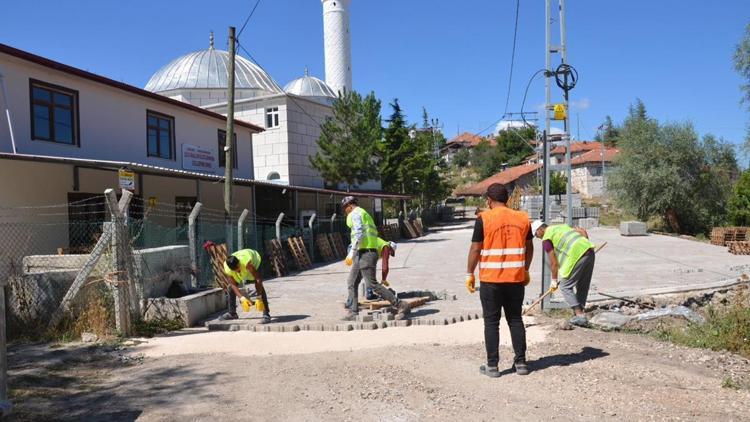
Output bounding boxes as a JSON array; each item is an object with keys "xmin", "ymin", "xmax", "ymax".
[
  {"xmin": 502, "ymin": 0, "xmax": 521, "ymax": 117},
  {"xmin": 237, "ymin": 0, "xmax": 263, "ymax": 38},
  {"xmin": 520, "ymin": 69, "xmax": 548, "ymax": 129}
]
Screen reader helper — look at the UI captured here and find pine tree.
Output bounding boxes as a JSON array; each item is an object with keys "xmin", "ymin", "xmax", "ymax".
[{"xmin": 310, "ymin": 91, "xmax": 382, "ymax": 188}]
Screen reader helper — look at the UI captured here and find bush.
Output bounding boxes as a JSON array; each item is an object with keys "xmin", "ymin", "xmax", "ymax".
[{"xmin": 133, "ymin": 318, "xmax": 185, "ymax": 338}]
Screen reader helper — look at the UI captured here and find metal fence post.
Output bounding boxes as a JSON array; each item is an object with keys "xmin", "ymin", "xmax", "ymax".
[
  {"xmin": 275, "ymin": 212, "xmax": 285, "ymax": 244},
  {"xmin": 0, "ymin": 277, "xmax": 11, "ymax": 417},
  {"xmin": 308, "ymin": 213, "xmax": 317, "ymax": 262},
  {"xmin": 188, "ymin": 202, "xmax": 202, "ymax": 289},
  {"xmin": 330, "ymin": 213, "xmax": 337, "ymax": 234},
  {"xmin": 237, "ymin": 209, "xmax": 249, "ymax": 250},
  {"xmin": 105, "ymin": 189, "xmax": 131, "ymax": 336}
]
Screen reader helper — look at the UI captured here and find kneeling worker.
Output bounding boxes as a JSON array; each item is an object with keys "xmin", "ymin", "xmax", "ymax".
[
  {"xmin": 341, "ymin": 196, "xmax": 409, "ymax": 320},
  {"xmin": 466, "ymin": 183, "xmax": 533, "ymax": 377},
  {"xmin": 531, "ymin": 220, "xmax": 595, "ymax": 327},
  {"xmin": 222, "ymin": 249, "xmax": 272, "ymax": 324}
]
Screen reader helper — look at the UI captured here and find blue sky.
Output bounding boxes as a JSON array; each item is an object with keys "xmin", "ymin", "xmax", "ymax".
[{"xmin": 2, "ymin": 0, "xmax": 749, "ymax": 146}]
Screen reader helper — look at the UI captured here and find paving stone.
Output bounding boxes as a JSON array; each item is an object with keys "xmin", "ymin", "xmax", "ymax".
[{"xmin": 356, "ymin": 315, "xmax": 374, "ymax": 322}]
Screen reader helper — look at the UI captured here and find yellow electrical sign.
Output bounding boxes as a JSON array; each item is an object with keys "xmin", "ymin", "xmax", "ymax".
[{"xmin": 553, "ymin": 104, "xmax": 567, "ymax": 120}]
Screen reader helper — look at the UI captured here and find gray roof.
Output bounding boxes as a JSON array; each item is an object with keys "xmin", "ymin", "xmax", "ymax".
[
  {"xmin": 145, "ymin": 48, "xmax": 282, "ymax": 94},
  {"xmin": 283, "ymin": 73, "xmax": 337, "ymax": 99}
]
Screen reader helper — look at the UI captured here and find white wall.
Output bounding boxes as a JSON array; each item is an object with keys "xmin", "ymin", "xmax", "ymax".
[{"xmin": 0, "ymin": 52, "xmax": 256, "ymax": 179}]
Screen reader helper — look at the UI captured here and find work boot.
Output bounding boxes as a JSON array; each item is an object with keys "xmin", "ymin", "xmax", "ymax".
[
  {"xmin": 260, "ymin": 312, "xmax": 272, "ymax": 324},
  {"xmin": 219, "ymin": 312, "xmax": 238, "ymax": 321},
  {"xmin": 514, "ymin": 360, "xmax": 530, "ymax": 376},
  {"xmin": 479, "ymin": 365, "xmax": 501, "ymax": 378},
  {"xmin": 394, "ymin": 301, "xmax": 411, "ymax": 320},
  {"xmin": 569, "ymin": 315, "xmax": 589, "ymax": 327},
  {"xmin": 342, "ymin": 311, "xmax": 358, "ymax": 321}
]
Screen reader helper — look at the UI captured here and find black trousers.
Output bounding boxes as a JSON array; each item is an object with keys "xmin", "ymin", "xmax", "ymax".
[
  {"xmin": 479, "ymin": 282, "xmax": 526, "ymax": 367},
  {"xmin": 227, "ymin": 280, "xmax": 270, "ymax": 315}
]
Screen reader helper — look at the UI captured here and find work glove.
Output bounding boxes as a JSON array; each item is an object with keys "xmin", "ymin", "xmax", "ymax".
[
  {"xmin": 255, "ymin": 298, "xmax": 265, "ymax": 312},
  {"xmin": 550, "ymin": 278, "xmax": 559, "ymax": 291},
  {"xmin": 240, "ymin": 296, "xmax": 252, "ymax": 313},
  {"xmin": 344, "ymin": 254, "xmax": 353, "ymax": 266},
  {"xmin": 523, "ymin": 270, "xmax": 531, "ymax": 286},
  {"xmin": 382, "ymin": 280, "xmax": 390, "ymax": 287},
  {"xmin": 465, "ymin": 273, "xmax": 476, "ymax": 294}
]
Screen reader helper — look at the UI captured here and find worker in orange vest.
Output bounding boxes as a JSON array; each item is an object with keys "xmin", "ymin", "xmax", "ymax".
[{"xmin": 466, "ymin": 183, "xmax": 534, "ymax": 377}]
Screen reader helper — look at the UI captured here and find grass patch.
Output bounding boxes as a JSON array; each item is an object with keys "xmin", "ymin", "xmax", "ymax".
[
  {"xmin": 722, "ymin": 377, "xmax": 743, "ymax": 390},
  {"xmin": 133, "ymin": 318, "xmax": 184, "ymax": 338},
  {"xmin": 544, "ymin": 308, "xmax": 572, "ymax": 319},
  {"xmin": 653, "ymin": 292, "xmax": 750, "ymax": 359}
]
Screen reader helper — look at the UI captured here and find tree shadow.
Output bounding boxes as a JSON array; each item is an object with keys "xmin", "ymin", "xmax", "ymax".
[{"xmin": 497, "ymin": 346, "xmax": 609, "ymax": 376}]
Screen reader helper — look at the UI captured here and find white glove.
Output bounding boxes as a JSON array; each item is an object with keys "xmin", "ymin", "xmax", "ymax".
[{"xmin": 550, "ymin": 279, "xmax": 559, "ymax": 290}]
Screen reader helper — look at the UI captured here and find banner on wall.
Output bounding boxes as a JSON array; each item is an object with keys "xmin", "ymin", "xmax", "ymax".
[{"xmin": 181, "ymin": 144, "xmax": 217, "ymax": 173}]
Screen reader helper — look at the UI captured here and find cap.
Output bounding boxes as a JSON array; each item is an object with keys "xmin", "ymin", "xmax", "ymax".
[
  {"xmin": 485, "ymin": 183, "xmax": 509, "ymax": 203},
  {"xmin": 341, "ymin": 196, "xmax": 357, "ymax": 207},
  {"xmin": 531, "ymin": 220, "xmax": 546, "ymax": 233}
]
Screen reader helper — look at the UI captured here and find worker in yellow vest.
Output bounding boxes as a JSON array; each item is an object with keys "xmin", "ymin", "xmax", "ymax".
[
  {"xmin": 341, "ymin": 196, "xmax": 410, "ymax": 321},
  {"xmin": 222, "ymin": 249, "xmax": 271, "ymax": 324},
  {"xmin": 531, "ymin": 220, "xmax": 595, "ymax": 327},
  {"xmin": 466, "ymin": 183, "xmax": 534, "ymax": 377}
]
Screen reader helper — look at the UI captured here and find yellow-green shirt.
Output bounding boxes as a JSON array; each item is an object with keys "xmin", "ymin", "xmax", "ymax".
[{"xmin": 222, "ymin": 249, "xmax": 262, "ymax": 284}]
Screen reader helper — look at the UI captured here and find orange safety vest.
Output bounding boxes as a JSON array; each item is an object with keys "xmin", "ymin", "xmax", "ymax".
[{"xmin": 478, "ymin": 206, "xmax": 530, "ymax": 283}]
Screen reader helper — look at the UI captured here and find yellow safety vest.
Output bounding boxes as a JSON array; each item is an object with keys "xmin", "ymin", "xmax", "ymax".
[
  {"xmin": 543, "ymin": 224, "xmax": 594, "ymax": 278},
  {"xmin": 223, "ymin": 249, "xmax": 262, "ymax": 284},
  {"xmin": 346, "ymin": 207, "xmax": 379, "ymax": 250}
]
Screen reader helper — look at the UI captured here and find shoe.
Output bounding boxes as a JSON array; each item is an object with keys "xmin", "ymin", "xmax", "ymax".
[
  {"xmin": 569, "ymin": 315, "xmax": 589, "ymax": 327},
  {"xmin": 514, "ymin": 361, "xmax": 530, "ymax": 376},
  {"xmin": 479, "ymin": 365, "xmax": 501, "ymax": 378},
  {"xmin": 219, "ymin": 312, "xmax": 238, "ymax": 321},
  {"xmin": 394, "ymin": 301, "xmax": 411, "ymax": 320},
  {"xmin": 342, "ymin": 311, "xmax": 358, "ymax": 321},
  {"xmin": 260, "ymin": 313, "xmax": 272, "ymax": 324}
]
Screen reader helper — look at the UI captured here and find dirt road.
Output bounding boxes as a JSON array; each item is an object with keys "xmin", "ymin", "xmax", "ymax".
[{"xmin": 8, "ymin": 317, "xmax": 750, "ymax": 421}]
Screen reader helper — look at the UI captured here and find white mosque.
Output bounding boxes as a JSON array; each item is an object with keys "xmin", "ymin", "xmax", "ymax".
[{"xmin": 143, "ymin": 0, "xmax": 371, "ymax": 190}]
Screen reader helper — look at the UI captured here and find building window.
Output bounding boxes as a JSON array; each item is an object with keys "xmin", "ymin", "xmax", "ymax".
[
  {"xmin": 265, "ymin": 107, "xmax": 280, "ymax": 128},
  {"xmin": 217, "ymin": 129, "xmax": 238, "ymax": 169},
  {"xmin": 267, "ymin": 171, "xmax": 281, "ymax": 181},
  {"xmin": 30, "ymin": 80, "xmax": 78, "ymax": 145},
  {"xmin": 146, "ymin": 111, "xmax": 174, "ymax": 159}
]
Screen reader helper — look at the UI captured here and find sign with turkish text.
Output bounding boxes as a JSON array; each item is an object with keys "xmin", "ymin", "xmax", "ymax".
[
  {"xmin": 181, "ymin": 144, "xmax": 217, "ymax": 173},
  {"xmin": 118, "ymin": 168, "xmax": 135, "ymax": 191}
]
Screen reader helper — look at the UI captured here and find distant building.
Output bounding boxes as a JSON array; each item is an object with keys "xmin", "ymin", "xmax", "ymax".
[{"xmin": 441, "ymin": 132, "xmax": 493, "ymax": 163}]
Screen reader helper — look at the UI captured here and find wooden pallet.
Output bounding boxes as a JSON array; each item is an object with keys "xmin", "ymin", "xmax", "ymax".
[
  {"xmin": 202, "ymin": 242, "xmax": 230, "ymax": 290},
  {"xmin": 402, "ymin": 220, "xmax": 419, "ymax": 238},
  {"xmin": 413, "ymin": 219, "xmax": 425, "ymax": 236},
  {"xmin": 315, "ymin": 234, "xmax": 336, "ymax": 261},
  {"xmin": 378, "ymin": 224, "xmax": 400, "ymax": 242},
  {"xmin": 358, "ymin": 296, "xmax": 432, "ymax": 311},
  {"xmin": 728, "ymin": 241, "xmax": 750, "ymax": 255},
  {"xmin": 328, "ymin": 232, "xmax": 347, "ymax": 259},
  {"xmin": 287, "ymin": 236, "xmax": 312, "ymax": 270},
  {"xmin": 265, "ymin": 239, "xmax": 287, "ymax": 277},
  {"xmin": 711, "ymin": 227, "xmax": 749, "ymax": 246}
]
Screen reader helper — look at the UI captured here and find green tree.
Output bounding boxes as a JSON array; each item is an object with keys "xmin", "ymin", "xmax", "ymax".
[
  {"xmin": 378, "ymin": 99, "xmax": 412, "ymax": 194},
  {"xmin": 452, "ymin": 148, "xmax": 470, "ymax": 167},
  {"xmin": 734, "ymin": 23, "xmax": 750, "ymax": 145},
  {"xmin": 310, "ymin": 91, "xmax": 382, "ymax": 188},
  {"xmin": 608, "ymin": 101, "xmax": 737, "ymax": 234},
  {"xmin": 729, "ymin": 170, "xmax": 750, "ymax": 226},
  {"xmin": 550, "ymin": 172, "xmax": 567, "ymax": 195},
  {"xmin": 594, "ymin": 115, "xmax": 620, "ymax": 146},
  {"xmin": 470, "ymin": 127, "xmax": 535, "ymax": 179}
]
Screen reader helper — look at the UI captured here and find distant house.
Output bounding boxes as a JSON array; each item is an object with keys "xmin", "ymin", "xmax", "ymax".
[
  {"xmin": 549, "ymin": 141, "xmax": 600, "ymax": 165},
  {"xmin": 569, "ymin": 147, "xmax": 619, "ymax": 199},
  {"xmin": 441, "ymin": 132, "xmax": 493, "ymax": 163},
  {"xmin": 455, "ymin": 163, "xmax": 541, "ymax": 196}
]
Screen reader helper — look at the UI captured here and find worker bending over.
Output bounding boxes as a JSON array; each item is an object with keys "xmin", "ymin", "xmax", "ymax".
[
  {"xmin": 222, "ymin": 249, "xmax": 272, "ymax": 324},
  {"xmin": 341, "ymin": 196, "xmax": 410, "ymax": 321},
  {"xmin": 531, "ymin": 220, "xmax": 595, "ymax": 327},
  {"xmin": 466, "ymin": 183, "xmax": 534, "ymax": 377},
  {"xmin": 346, "ymin": 237, "xmax": 397, "ymax": 307}
]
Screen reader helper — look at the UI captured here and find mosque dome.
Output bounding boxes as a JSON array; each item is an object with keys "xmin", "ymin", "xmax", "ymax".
[
  {"xmin": 145, "ymin": 34, "xmax": 282, "ymax": 95},
  {"xmin": 284, "ymin": 69, "xmax": 337, "ymax": 100}
]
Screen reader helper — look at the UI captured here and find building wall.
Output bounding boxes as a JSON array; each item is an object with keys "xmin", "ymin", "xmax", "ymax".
[
  {"xmin": 0, "ymin": 52, "xmax": 256, "ymax": 179},
  {"xmin": 571, "ymin": 165, "xmax": 610, "ymax": 199}
]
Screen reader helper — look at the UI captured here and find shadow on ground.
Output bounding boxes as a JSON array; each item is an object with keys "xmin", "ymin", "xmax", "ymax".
[{"xmin": 497, "ymin": 346, "xmax": 610, "ymax": 376}]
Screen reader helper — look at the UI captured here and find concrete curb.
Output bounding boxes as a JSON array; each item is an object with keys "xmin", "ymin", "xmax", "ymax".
[{"xmin": 206, "ymin": 312, "xmax": 482, "ymax": 333}]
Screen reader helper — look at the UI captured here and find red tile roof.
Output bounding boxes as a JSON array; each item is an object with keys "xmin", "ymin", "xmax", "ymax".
[
  {"xmin": 550, "ymin": 141, "xmax": 600, "ymax": 155},
  {"xmin": 456, "ymin": 163, "xmax": 542, "ymax": 196},
  {"xmin": 569, "ymin": 147, "xmax": 619, "ymax": 166},
  {"xmin": 446, "ymin": 132, "xmax": 493, "ymax": 148}
]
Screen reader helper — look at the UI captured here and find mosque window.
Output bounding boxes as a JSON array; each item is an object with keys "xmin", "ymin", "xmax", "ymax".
[
  {"xmin": 30, "ymin": 79, "xmax": 78, "ymax": 146},
  {"xmin": 146, "ymin": 111, "xmax": 175, "ymax": 160},
  {"xmin": 265, "ymin": 107, "xmax": 280, "ymax": 128},
  {"xmin": 218, "ymin": 129, "xmax": 238, "ymax": 169},
  {"xmin": 267, "ymin": 171, "xmax": 281, "ymax": 181}
]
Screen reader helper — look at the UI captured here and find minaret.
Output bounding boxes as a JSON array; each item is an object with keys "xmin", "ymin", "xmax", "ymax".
[{"xmin": 321, "ymin": 0, "xmax": 352, "ymax": 95}]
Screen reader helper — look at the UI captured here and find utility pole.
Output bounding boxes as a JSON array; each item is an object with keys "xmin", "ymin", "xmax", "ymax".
[
  {"xmin": 559, "ymin": 0, "xmax": 573, "ymax": 227},
  {"xmin": 224, "ymin": 26, "xmax": 236, "ymax": 250}
]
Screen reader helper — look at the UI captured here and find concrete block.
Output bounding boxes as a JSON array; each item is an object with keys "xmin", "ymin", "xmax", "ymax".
[
  {"xmin": 356, "ymin": 315, "xmax": 373, "ymax": 322},
  {"xmin": 620, "ymin": 221, "xmax": 648, "ymax": 236},
  {"xmin": 145, "ymin": 287, "xmax": 224, "ymax": 327}
]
